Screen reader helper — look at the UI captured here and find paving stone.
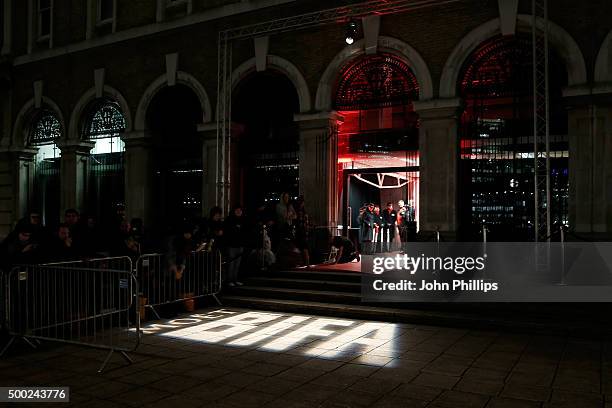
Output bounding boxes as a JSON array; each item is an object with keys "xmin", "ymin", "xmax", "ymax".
[
  {"xmin": 501, "ymin": 384, "xmax": 552, "ymax": 402},
  {"xmin": 111, "ymin": 386, "xmax": 172, "ymax": 407},
  {"xmin": 432, "ymin": 390, "xmax": 489, "ymax": 408},
  {"xmin": 66, "ymin": 392, "xmax": 93, "ymax": 406},
  {"xmin": 391, "ymin": 358, "xmax": 430, "ymax": 370},
  {"xmin": 485, "ymin": 397, "xmax": 541, "ymax": 408},
  {"xmin": 400, "ymin": 350, "xmax": 440, "ymax": 362},
  {"xmin": 552, "ymin": 374, "xmax": 601, "ymax": 393},
  {"xmin": 182, "ymin": 366, "xmax": 232, "ymax": 382},
  {"xmin": 117, "ymin": 370, "xmax": 172, "ymax": 386},
  {"xmin": 77, "ymin": 399, "xmax": 126, "ymax": 408},
  {"xmin": 147, "ymin": 374, "xmax": 204, "ymax": 393},
  {"xmin": 221, "ymin": 389, "xmax": 276, "ymax": 407},
  {"xmin": 183, "ymin": 381, "xmax": 239, "ymax": 401},
  {"xmin": 283, "ymin": 383, "xmax": 340, "ymax": 403},
  {"xmin": 296, "ymin": 358, "xmax": 345, "ymax": 372},
  {"xmin": 390, "ymin": 383, "xmax": 444, "ymax": 402},
  {"xmin": 217, "ymin": 371, "xmax": 267, "ymax": 388},
  {"xmin": 241, "ymin": 362, "xmax": 288, "ymax": 377},
  {"xmin": 265, "ymin": 353, "xmax": 311, "ymax": 367},
  {"xmin": 245, "ymin": 377, "xmax": 302, "ymax": 395},
  {"xmin": 463, "ymin": 367, "xmax": 508, "ymax": 383},
  {"xmin": 323, "ymin": 389, "xmax": 383, "ymax": 407},
  {"xmin": 411, "ymin": 372, "xmax": 460, "ymax": 389},
  {"xmin": 506, "ymin": 367, "xmax": 555, "ymax": 387},
  {"xmin": 79, "ymin": 379, "xmax": 135, "ymax": 398},
  {"xmin": 143, "ymin": 394, "xmax": 205, "ymax": 408},
  {"xmin": 370, "ymin": 396, "xmax": 429, "ymax": 408},
  {"xmin": 332, "ymin": 363, "xmax": 380, "ymax": 377},
  {"xmin": 263, "ymin": 398, "xmax": 318, "ymax": 408},
  {"xmin": 317, "ymin": 350, "xmax": 365, "ymax": 362},
  {"xmin": 454, "ymin": 379, "xmax": 504, "ymax": 396},
  {"xmin": 204, "ymin": 356, "xmax": 256, "ymax": 370},
  {"xmin": 348, "ymin": 377, "xmax": 402, "ymax": 395},
  {"xmin": 149, "ymin": 359, "xmax": 200, "ymax": 374},
  {"xmin": 309, "ymin": 372, "xmax": 362, "ymax": 389},
  {"xmin": 422, "ymin": 355, "xmax": 473, "ymax": 376},
  {"xmin": 367, "ymin": 346, "xmax": 404, "ymax": 358},
  {"xmin": 274, "ymin": 366, "xmax": 326, "ymax": 382},
  {"xmin": 545, "ymin": 389, "xmax": 604, "ymax": 408},
  {"xmin": 368, "ymin": 366, "xmax": 420, "ymax": 383}
]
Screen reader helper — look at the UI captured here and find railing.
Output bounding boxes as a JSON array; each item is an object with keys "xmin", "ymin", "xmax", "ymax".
[
  {"xmin": 1, "ymin": 257, "xmax": 140, "ymax": 373},
  {"xmin": 135, "ymin": 250, "xmax": 222, "ymax": 320}
]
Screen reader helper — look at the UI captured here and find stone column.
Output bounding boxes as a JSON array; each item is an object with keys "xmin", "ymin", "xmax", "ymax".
[
  {"xmin": 295, "ymin": 112, "xmax": 342, "ymax": 227},
  {"xmin": 567, "ymin": 100, "xmax": 612, "ymax": 236},
  {"xmin": 413, "ymin": 98, "xmax": 462, "ymax": 239},
  {"xmin": 57, "ymin": 140, "xmax": 94, "ymax": 215},
  {"xmin": 122, "ymin": 131, "xmax": 154, "ymax": 225},
  {"xmin": 198, "ymin": 124, "xmax": 218, "ymax": 215},
  {"xmin": 0, "ymin": 148, "xmax": 37, "ymax": 238}
]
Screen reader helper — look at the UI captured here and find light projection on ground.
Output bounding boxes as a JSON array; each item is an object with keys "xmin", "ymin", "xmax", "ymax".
[{"xmin": 142, "ymin": 309, "xmax": 401, "ymax": 365}]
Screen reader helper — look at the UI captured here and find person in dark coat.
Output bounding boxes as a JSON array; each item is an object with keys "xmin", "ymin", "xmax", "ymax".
[
  {"xmin": 358, "ymin": 203, "xmax": 375, "ymax": 254},
  {"xmin": 46, "ymin": 224, "xmax": 78, "ymax": 262},
  {"xmin": 205, "ymin": 206, "xmax": 225, "ymax": 251},
  {"xmin": 223, "ymin": 206, "xmax": 246, "ymax": 287},
  {"xmin": 381, "ymin": 202, "xmax": 397, "ymax": 252},
  {"xmin": 330, "ymin": 236, "xmax": 359, "ymax": 264},
  {"xmin": 0, "ymin": 223, "xmax": 41, "ymax": 272}
]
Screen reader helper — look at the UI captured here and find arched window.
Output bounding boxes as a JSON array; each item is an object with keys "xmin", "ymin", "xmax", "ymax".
[
  {"xmin": 29, "ymin": 109, "xmax": 62, "ymax": 227},
  {"xmin": 336, "ymin": 54, "xmax": 419, "ymax": 111},
  {"xmin": 84, "ymin": 99, "xmax": 127, "ymax": 224},
  {"xmin": 85, "ymin": 100, "xmax": 126, "ymax": 154},
  {"xmin": 459, "ymin": 35, "xmax": 568, "ymax": 240},
  {"xmin": 335, "ymin": 54, "xmax": 420, "ymax": 234}
]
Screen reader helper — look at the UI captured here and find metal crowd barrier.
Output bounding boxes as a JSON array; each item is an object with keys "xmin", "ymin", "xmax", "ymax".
[
  {"xmin": 1, "ymin": 256, "xmax": 140, "ymax": 373},
  {"xmin": 135, "ymin": 250, "xmax": 222, "ymax": 320}
]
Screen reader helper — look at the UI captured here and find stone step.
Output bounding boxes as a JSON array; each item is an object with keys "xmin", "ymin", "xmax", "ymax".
[
  {"xmin": 227, "ymin": 285, "xmax": 362, "ymax": 304},
  {"xmin": 270, "ymin": 269, "xmax": 362, "ymax": 283},
  {"xmin": 221, "ymin": 296, "xmax": 612, "ymax": 337},
  {"xmin": 243, "ymin": 276, "xmax": 361, "ymax": 293}
]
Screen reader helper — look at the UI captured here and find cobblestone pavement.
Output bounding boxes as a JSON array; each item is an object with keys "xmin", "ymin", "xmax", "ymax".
[{"xmin": 1, "ymin": 307, "xmax": 611, "ymax": 407}]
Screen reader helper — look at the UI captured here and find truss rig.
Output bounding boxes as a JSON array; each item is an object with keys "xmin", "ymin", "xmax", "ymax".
[
  {"xmin": 216, "ymin": 0, "xmax": 551, "ymax": 245},
  {"xmin": 215, "ymin": 0, "xmax": 462, "ymax": 213},
  {"xmin": 532, "ymin": 0, "xmax": 551, "ymax": 243}
]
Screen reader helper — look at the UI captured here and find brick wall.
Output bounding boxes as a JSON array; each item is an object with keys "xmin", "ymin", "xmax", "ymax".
[
  {"xmin": 8, "ymin": 0, "xmax": 612, "ymax": 127},
  {"xmin": 2, "ymin": 0, "xmax": 612, "ymax": 232}
]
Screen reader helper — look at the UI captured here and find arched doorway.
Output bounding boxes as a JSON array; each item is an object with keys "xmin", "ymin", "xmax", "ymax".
[
  {"xmin": 458, "ymin": 35, "xmax": 569, "ymax": 240},
  {"xmin": 232, "ymin": 70, "xmax": 300, "ymax": 214},
  {"xmin": 82, "ymin": 98, "xmax": 127, "ymax": 226},
  {"xmin": 146, "ymin": 84, "xmax": 203, "ymax": 230},
  {"xmin": 335, "ymin": 53, "xmax": 420, "ymax": 239}
]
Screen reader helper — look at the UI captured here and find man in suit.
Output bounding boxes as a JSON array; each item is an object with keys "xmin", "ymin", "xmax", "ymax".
[{"xmin": 381, "ymin": 202, "xmax": 397, "ymax": 252}]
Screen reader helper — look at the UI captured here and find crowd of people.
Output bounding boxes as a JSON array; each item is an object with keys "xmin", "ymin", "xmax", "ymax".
[
  {"xmin": 355, "ymin": 199, "xmax": 416, "ymax": 255},
  {"xmin": 0, "ymin": 195, "xmax": 418, "ymax": 283},
  {"xmin": 0, "ymin": 205, "xmax": 143, "ymax": 272},
  {"xmin": 0, "ymin": 193, "xmax": 314, "ymax": 286}
]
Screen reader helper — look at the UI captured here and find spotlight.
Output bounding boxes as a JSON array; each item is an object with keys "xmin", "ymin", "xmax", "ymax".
[{"xmin": 345, "ymin": 20, "xmax": 357, "ymax": 45}]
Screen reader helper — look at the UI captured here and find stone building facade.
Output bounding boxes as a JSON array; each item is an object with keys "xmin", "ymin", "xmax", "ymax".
[{"xmin": 0, "ymin": 0, "xmax": 611, "ymax": 240}]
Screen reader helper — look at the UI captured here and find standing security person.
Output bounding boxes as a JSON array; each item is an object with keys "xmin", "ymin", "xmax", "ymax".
[{"xmin": 381, "ymin": 202, "xmax": 397, "ymax": 252}]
